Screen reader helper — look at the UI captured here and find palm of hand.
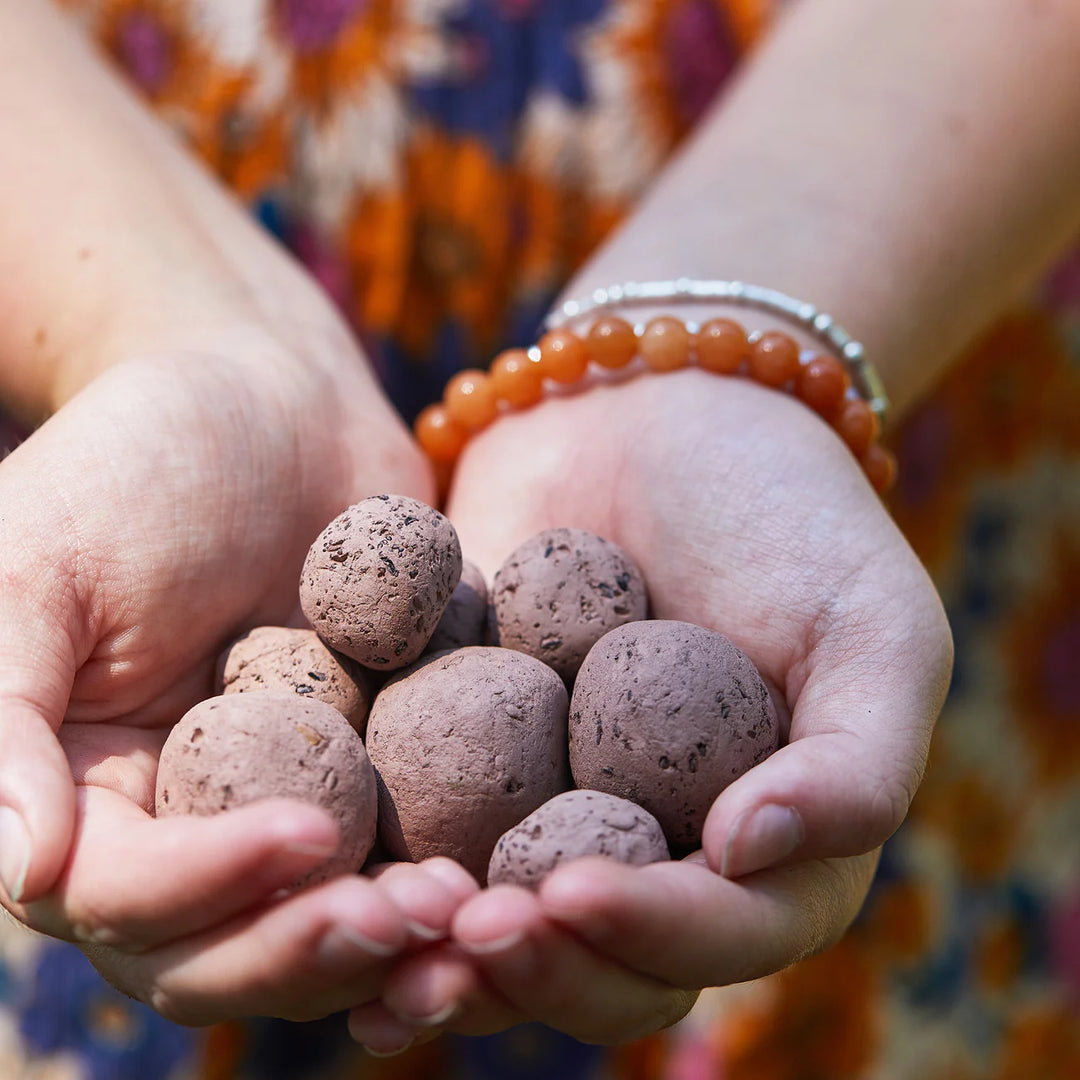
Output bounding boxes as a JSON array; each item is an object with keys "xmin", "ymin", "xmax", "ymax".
[
  {"xmin": 0, "ymin": 351, "xmax": 471, "ymax": 1024},
  {"xmin": 361, "ymin": 369, "xmax": 952, "ymax": 1044}
]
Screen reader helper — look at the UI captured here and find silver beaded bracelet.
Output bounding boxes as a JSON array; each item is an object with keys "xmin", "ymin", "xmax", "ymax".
[{"xmin": 543, "ymin": 279, "xmax": 890, "ymax": 422}]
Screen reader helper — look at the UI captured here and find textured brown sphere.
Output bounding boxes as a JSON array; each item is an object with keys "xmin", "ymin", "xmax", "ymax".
[
  {"xmin": 569, "ymin": 621, "xmax": 779, "ymax": 849},
  {"xmin": 488, "ymin": 789, "xmax": 669, "ymax": 890},
  {"xmin": 490, "ymin": 528, "xmax": 647, "ymax": 682},
  {"xmin": 220, "ymin": 627, "xmax": 371, "ymax": 733},
  {"xmin": 155, "ymin": 694, "xmax": 378, "ymax": 886},
  {"xmin": 299, "ymin": 495, "xmax": 462, "ymax": 671},
  {"xmin": 424, "ymin": 560, "xmax": 488, "ymax": 654},
  {"xmin": 366, "ymin": 647, "xmax": 570, "ymax": 881}
]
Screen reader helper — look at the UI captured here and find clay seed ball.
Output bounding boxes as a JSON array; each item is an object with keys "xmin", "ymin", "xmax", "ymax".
[
  {"xmin": 300, "ymin": 495, "xmax": 462, "ymax": 670},
  {"xmin": 156, "ymin": 694, "xmax": 378, "ymax": 886},
  {"xmin": 366, "ymin": 646, "xmax": 570, "ymax": 882},
  {"xmin": 488, "ymin": 789, "xmax": 670, "ymax": 891},
  {"xmin": 490, "ymin": 528, "xmax": 648, "ymax": 682},
  {"xmin": 569, "ymin": 620, "xmax": 779, "ymax": 849},
  {"xmin": 424, "ymin": 559, "xmax": 488, "ymax": 654},
  {"xmin": 220, "ymin": 626, "xmax": 371, "ymax": 733}
]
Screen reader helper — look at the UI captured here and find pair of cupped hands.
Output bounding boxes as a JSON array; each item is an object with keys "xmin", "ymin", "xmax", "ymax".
[{"xmin": 0, "ymin": 305, "xmax": 951, "ymax": 1054}]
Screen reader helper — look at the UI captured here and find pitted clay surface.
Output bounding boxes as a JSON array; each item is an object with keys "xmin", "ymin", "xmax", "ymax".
[
  {"xmin": 366, "ymin": 646, "xmax": 570, "ymax": 881},
  {"xmin": 155, "ymin": 694, "xmax": 378, "ymax": 885},
  {"xmin": 425, "ymin": 560, "xmax": 488, "ymax": 653},
  {"xmin": 569, "ymin": 620, "xmax": 778, "ymax": 849},
  {"xmin": 221, "ymin": 626, "xmax": 371, "ymax": 733},
  {"xmin": 300, "ymin": 495, "xmax": 462, "ymax": 670},
  {"xmin": 488, "ymin": 789, "xmax": 669, "ymax": 889},
  {"xmin": 490, "ymin": 528, "xmax": 647, "ymax": 682}
]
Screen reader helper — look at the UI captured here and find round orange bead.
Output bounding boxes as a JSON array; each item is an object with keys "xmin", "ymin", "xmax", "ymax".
[
  {"xmin": 835, "ymin": 398, "xmax": 880, "ymax": 460},
  {"xmin": 444, "ymin": 369, "xmax": 498, "ymax": 430},
  {"xmin": 538, "ymin": 329, "xmax": 588, "ymax": 383},
  {"xmin": 796, "ymin": 354, "xmax": 851, "ymax": 416},
  {"xmin": 862, "ymin": 443, "xmax": 897, "ymax": 494},
  {"xmin": 639, "ymin": 316, "xmax": 690, "ymax": 372},
  {"xmin": 415, "ymin": 403, "xmax": 468, "ymax": 462},
  {"xmin": 695, "ymin": 318, "xmax": 749, "ymax": 374},
  {"xmin": 586, "ymin": 316, "xmax": 637, "ymax": 370},
  {"xmin": 490, "ymin": 348, "xmax": 544, "ymax": 408},
  {"xmin": 748, "ymin": 331, "xmax": 801, "ymax": 388}
]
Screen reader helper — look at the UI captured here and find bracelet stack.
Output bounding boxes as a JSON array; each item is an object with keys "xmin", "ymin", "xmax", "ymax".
[{"xmin": 414, "ymin": 281, "xmax": 897, "ymax": 494}]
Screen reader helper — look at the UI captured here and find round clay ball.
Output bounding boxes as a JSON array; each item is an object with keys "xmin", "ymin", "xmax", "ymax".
[
  {"xmin": 490, "ymin": 528, "xmax": 648, "ymax": 682},
  {"xmin": 366, "ymin": 646, "xmax": 570, "ymax": 881},
  {"xmin": 220, "ymin": 627, "xmax": 371, "ymax": 733},
  {"xmin": 488, "ymin": 789, "xmax": 670, "ymax": 890},
  {"xmin": 424, "ymin": 560, "xmax": 488, "ymax": 654},
  {"xmin": 569, "ymin": 620, "xmax": 779, "ymax": 849},
  {"xmin": 300, "ymin": 495, "xmax": 462, "ymax": 670},
  {"xmin": 156, "ymin": 694, "xmax": 378, "ymax": 885}
]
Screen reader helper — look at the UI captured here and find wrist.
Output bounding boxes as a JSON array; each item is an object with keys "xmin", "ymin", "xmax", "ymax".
[
  {"xmin": 419, "ymin": 290, "xmax": 895, "ymax": 496},
  {"xmin": 43, "ymin": 250, "xmax": 434, "ymax": 510},
  {"xmin": 42, "ymin": 219, "xmax": 345, "ymax": 412},
  {"xmin": 0, "ymin": 1, "xmax": 370, "ymax": 427},
  {"xmin": 73, "ymin": 325, "xmax": 434, "ymax": 517}
]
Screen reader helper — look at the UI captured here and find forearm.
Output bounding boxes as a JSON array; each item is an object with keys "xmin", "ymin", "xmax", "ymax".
[
  {"xmin": 0, "ymin": 1, "xmax": 351, "ymax": 421},
  {"xmin": 569, "ymin": 0, "xmax": 1080, "ymax": 415}
]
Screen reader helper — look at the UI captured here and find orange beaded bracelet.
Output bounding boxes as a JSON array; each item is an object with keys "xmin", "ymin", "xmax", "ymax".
[{"xmin": 415, "ymin": 290, "xmax": 897, "ymax": 494}]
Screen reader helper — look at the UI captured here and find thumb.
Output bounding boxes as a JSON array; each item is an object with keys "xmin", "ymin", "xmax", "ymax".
[
  {"xmin": 0, "ymin": 572, "xmax": 79, "ymax": 905},
  {"xmin": 703, "ymin": 572, "xmax": 953, "ymax": 877}
]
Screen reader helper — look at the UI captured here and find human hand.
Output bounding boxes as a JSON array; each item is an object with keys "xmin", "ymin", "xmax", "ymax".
[
  {"xmin": 0, "ymin": 333, "xmax": 474, "ymax": 1024},
  {"xmin": 348, "ymin": 367, "xmax": 952, "ymax": 1048}
]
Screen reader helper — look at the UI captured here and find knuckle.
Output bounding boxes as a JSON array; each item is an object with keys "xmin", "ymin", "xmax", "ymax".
[
  {"xmin": 571, "ymin": 990, "xmax": 693, "ymax": 1045},
  {"xmin": 82, "ymin": 948, "xmax": 209, "ymax": 1028},
  {"xmin": 67, "ymin": 895, "xmax": 129, "ymax": 951},
  {"xmin": 790, "ymin": 854, "xmax": 877, "ymax": 964},
  {"xmin": 866, "ymin": 771, "xmax": 916, "ymax": 848}
]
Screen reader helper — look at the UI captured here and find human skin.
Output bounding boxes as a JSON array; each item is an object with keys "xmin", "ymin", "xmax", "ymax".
[
  {"xmin": 0, "ymin": 0, "xmax": 473, "ymax": 1025},
  {"xmin": 343, "ymin": 0, "xmax": 1080, "ymax": 1051},
  {"xmin": 0, "ymin": 0, "xmax": 1078, "ymax": 1050}
]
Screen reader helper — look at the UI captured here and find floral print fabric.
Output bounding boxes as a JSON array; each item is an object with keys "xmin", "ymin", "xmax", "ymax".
[
  {"xmin": 1, "ymin": 1, "xmax": 1077, "ymax": 1077},
  {"xmin": 59, "ymin": 0, "xmax": 759, "ymax": 419}
]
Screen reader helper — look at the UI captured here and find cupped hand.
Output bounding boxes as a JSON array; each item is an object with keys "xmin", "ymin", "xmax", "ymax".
[
  {"xmin": 0, "ymin": 335, "xmax": 463, "ymax": 1023},
  {"xmin": 351, "ymin": 367, "xmax": 952, "ymax": 1047}
]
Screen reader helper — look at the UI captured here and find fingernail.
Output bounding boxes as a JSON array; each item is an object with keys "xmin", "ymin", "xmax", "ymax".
[
  {"xmin": 364, "ymin": 1039, "xmax": 415, "ymax": 1058},
  {"xmin": 0, "ymin": 807, "xmax": 30, "ymax": 903},
  {"xmin": 457, "ymin": 929, "xmax": 524, "ymax": 956},
  {"xmin": 406, "ymin": 919, "xmax": 447, "ymax": 942},
  {"xmin": 722, "ymin": 804, "xmax": 803, "ymax": 878},
  {"xmin": 283, "ymin": 840, "xmax": 339, "ymax": 859},
  {"xmin": 319, "ymin": 925, "xmax": 400, "ymax": 962},
  {"xmin": 392, "ymin": 1001, "xmax": 457, "ymax": 1029}
]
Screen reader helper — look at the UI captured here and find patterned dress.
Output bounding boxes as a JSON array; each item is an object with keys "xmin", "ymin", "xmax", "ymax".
[{"xmin": 1, "ymin": 2, "xmax": 1077, "ymax": 1077}]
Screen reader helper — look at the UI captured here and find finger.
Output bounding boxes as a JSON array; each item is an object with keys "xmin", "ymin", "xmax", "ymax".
[
  {"xmin": 347, "ymin": 1001, "xmax": 447, "ymax": 1056},
  {"xmin": 100, "ymin": 875, "xmax": 410, "ymax": 1026},
  {"xmin": 452, "ymin": 885, "xmax": 696, "ymax": 1044},
  {"xmin": 539, "ymin": 853, "xmax": 879, "ymax": 988},
  {"xmin": 21, "ymin": 788, "xmax": 342, "ymax": 950},
  {"xmin": 0, "ymin": 555, "xmax": 80, "ymax": 903},
  {"xmin": 705, "ymin": 564, "xmax": 953, "ymax": 878},
  {"xmin": 413, "ymin": 857, "xmax": 482, "ymax": 903},
  {"xmin": 0, "ymin": 701, "xmax": 76, "ymax": 905},
  {"xmin": 379, "ymin": 942, "xmax": 523, "ymax": 1036},
  {"xmin": 365, "ymin": 856, "xmax": 480, "ymax": 906},
  {"xmin": 364, "ymin": 860, "xmax": 473, "ymax": 944}
]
